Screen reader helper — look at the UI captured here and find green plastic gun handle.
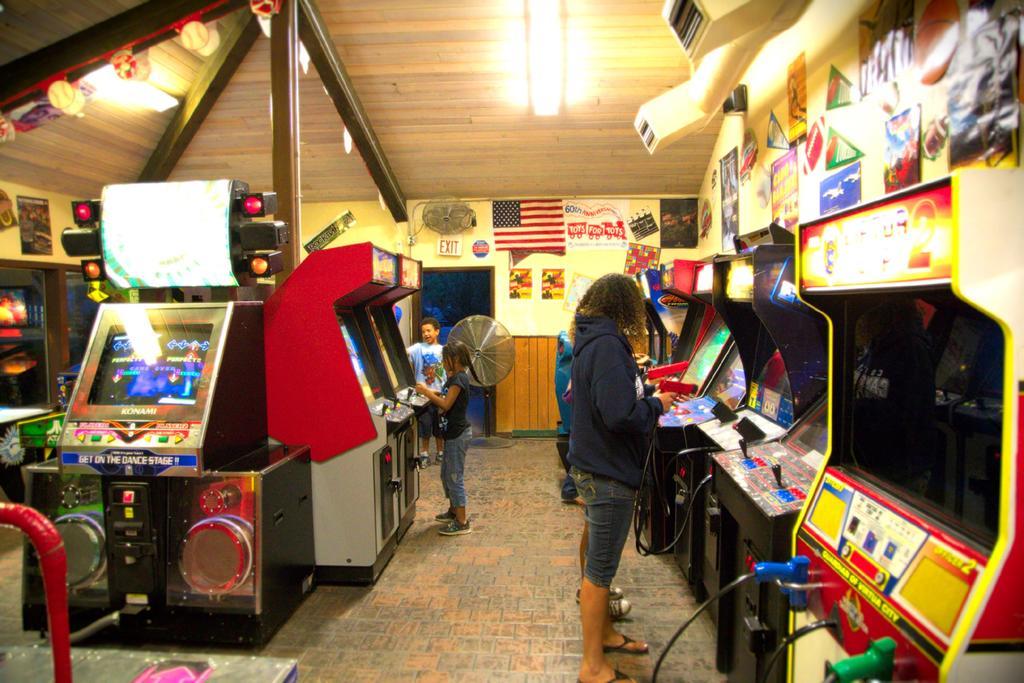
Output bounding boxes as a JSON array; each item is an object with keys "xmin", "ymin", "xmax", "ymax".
[{"xmin": 828, "ymin": 637, "xmax": 897, "ymax": 682}]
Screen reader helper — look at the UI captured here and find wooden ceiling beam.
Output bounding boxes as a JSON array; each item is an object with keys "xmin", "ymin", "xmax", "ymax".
[
  {"xmin": 138, "ymin": 12, "xmax": 259, "ymax": 182},
  {"xmin": 0, "ymin": 0, "xmax": 248, "ymax": 112},
  {"xmin": 297, "ymin": 0, "xmax": 408, "ymax": 223}
]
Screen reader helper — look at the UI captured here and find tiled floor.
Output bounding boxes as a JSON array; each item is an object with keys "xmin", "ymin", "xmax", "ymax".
[{"xmin": 0, "ymin": 439, "xmax": 723, "ymax": 682}]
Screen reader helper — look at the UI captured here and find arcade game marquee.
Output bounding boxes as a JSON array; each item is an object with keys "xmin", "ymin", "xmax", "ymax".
[
  {"xmin": 265, "ymin": 242, "xmax": 426, "ymax": 584},
  {"xmin": 788, "ymin": 172, "xmax": 1024, "ymax": 682},
  {"xmin": 21, "ymin": 179, "xmax": 314, "ymax": 647}
]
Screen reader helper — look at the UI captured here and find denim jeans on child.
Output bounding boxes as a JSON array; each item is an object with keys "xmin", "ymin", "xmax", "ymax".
[
  {"xmin": 570, "ymin": 465, "xmax": 636, "ymax": 588},
  {"xmin": 441, "ymin": 427, "xmax": 471, "ymax": 507}
]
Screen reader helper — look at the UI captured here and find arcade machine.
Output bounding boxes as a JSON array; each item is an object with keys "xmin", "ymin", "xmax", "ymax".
[
  {"xmin": 22, "ymin": 179, "xmax": 314, "ymax": 647},
  {"xmin": 789, "ymin": 173, "xmax": 1024, "ymax": 682},
  {"xmin": 265, "ymin": 243, "xmax": 424, "ymax": 584},
  {"xmin": 700, "ymin": 249, "xmax": 829, "ymax": 682},
  {"xmin": 661, "ymin": 259, "xmax": 718, "ymax": 364},
  {"xmin": 636, "ymin": 269, "xmax": 669, "ymax": 364}
]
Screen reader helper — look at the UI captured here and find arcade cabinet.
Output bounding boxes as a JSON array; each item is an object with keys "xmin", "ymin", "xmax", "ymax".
[
  {"xmin": 22, "ymin": 179, "xmax": 314, "ymax": 647},
  {"xmin": 702, "ymin": 248, "xmax": 828, "ymax": 682},
  {"xmin": 790, "ymin": 173, "xmax": 1024, "ymax": 681},
  {"xmin": 265, "ymin": 243, "xmax": 425, "ymax": 584},
  {"xmin": 636, "ymin": 269, "xmax": 669, "ymax": 364},
  {"xmin": 661, "ymin": 259, "xmax": 717, "ymax": 364}
]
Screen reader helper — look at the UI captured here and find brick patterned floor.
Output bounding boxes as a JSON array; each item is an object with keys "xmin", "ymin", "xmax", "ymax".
[{"xmin": 0, "ymin": 439, "xmax": 723, "ymax": 682}]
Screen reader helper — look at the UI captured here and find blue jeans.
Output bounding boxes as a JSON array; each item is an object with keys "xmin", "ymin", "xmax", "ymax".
[
  {"xmin": 442, "ymin": 427, "xmax": 471, "ymax": 507},
  {"xmin": 570, "ymin": 466, "xmax": 636, "ymax": 588}
]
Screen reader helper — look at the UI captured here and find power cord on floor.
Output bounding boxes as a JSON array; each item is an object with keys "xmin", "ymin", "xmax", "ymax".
[
  {"xmin": 757, "ymin": 618, "xmax": 840, "ymax": 683},
  {"xmin": 652, "ymin": 572, "xmax": 756, "ymax": 683}
]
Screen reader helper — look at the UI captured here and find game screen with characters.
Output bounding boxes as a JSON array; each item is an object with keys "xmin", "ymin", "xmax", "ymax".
[
  {"xmin": 680, "ymin": 317, "xmax": 729, "ymax": 388},
  {"xmin": 0, "ymin": 289, "xmax": 29, "ymax": 327},
  {"xmin": 88, "ymin": 325, "xmax": 213, "ymax": 406},
  {"xmin": 660, "ymin": 349, "xmax": 746, "ymax": 427},
  {"xmin": 747, "ymin": 350, "xmax": 794, "ymax": 427}
]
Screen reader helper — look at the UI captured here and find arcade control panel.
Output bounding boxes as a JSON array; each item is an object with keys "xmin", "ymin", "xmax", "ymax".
[
  {"xmin": 797, "ymin": 470, "xmax": 987, "ymax": 680},
  {"xmin": 713, "ymin": 441, "xmax": 822, "ymax": 517}
]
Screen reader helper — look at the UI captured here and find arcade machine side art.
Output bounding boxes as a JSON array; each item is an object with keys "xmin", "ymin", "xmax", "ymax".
[{"xmin": 790, "ymin": 171, "xmax": 1024, "ymax": 682}]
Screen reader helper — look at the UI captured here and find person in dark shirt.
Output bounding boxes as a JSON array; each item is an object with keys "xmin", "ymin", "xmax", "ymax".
[
  {"xmin": 417, "ymin": 339, "xmax": 479, "ymax": 536},
  {"xmin": 567, "ymin": 274, "xmax": 677, "ymax": 683}
]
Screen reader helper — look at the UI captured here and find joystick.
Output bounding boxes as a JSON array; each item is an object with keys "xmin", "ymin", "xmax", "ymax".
[{"xmin": 771, "ymin": 463, "xmax": 784, "ymax": 489}]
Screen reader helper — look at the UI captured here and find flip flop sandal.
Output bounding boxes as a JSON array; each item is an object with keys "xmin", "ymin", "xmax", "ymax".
[
  {"xmin": 602, "ymin": 634, "xmax": 649, "ymax": 655},
  {"xmin": 576, "ymin": 668, "xmax": 632, "ymax": 683}
]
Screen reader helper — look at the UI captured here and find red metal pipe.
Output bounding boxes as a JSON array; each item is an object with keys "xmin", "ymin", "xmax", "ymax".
[{"xmin": 0, "ymin": 502, "xmax": 72, "ymax": 683}]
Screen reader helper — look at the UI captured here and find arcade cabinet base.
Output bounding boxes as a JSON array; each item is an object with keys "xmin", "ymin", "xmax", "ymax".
[
  {"xmin": 0, "ymin": 645, "xmax": 297, "ymax": 682},
  {"xmin": 315, "ymin": 502, "xmax": 416, "ymax": 585}
]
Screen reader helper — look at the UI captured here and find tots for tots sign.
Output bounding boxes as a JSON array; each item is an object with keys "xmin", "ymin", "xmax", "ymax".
[{"xmin": 564, "ymin": 200, "xmax": 629, "ymax": 250}]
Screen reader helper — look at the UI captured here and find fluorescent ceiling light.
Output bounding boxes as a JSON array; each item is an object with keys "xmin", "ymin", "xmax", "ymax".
[
  {"xmin": 82, "ymin": 65, "xmax": 179, "ymax": 113},
  {"xmin": 343, "ymin": 126, "xmax": 353, "ymax": 154},
  {"xmin": 527, "ymin": 0, "xmax": 563, "ymax": 116}
]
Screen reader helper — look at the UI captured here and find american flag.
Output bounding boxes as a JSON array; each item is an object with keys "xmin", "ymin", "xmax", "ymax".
[{"xmin": 492, "ymin": 199, "xmax": 565, "ymax": 252}]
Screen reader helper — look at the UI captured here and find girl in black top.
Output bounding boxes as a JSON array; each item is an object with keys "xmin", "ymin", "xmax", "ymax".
[{"xmin": 417, "ymin": 340, "xmax": 479, "ymax": 536}]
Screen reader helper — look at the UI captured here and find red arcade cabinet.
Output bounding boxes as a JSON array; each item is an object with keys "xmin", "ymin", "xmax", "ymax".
[
  {"xmin": 791, "ymin": 172, "xmax": 1024, "ymax": 681},
  {"xmin": 661, "ymin": 259, "xmax": 718, "ymax": 362},
  {"xmin": 264, "ymin": 242, "xmax": 424, "ymax": 584}
]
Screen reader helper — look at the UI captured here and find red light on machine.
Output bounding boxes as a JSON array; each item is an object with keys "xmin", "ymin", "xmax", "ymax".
[
  {"xmin": 241, "ymin": 250, "xmax": 284, "ymax": 278},
  {"xmin": 80, "ymin": 258, "xmax": 105, "ymax": 282},
  {"xmin": 238, "ymin": 192, "xmax": 278, "ymax": 218},
  {"xmin": 72, "ymin": 199, "xmax": 101, "ymax": 227},
  {"xmin": 250, "ymin": 256, "xmax": 269, "ymax": 276},
  {"xmin": 122, "ymin": 490, "xmax": 135, "ymax": 504}
]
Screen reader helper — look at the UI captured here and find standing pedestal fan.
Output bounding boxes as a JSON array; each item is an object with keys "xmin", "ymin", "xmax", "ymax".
[{"xmin": 448, "ymin": 315, "xmax": 515, "ymax": 449}]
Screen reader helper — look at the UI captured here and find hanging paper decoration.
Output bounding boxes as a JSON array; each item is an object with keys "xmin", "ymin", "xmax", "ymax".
[
  {"xmin": 826, "ymin": 65, "xmax": 856, "ymax": 110},
  {"xmin": 251, "ymin": 0, "xmax": 282, "ymax": 38},
  {"xmin": 739, "ymin": 128, "xmax": 758, "ymax": 183},
  {"xmin": 110, "ymin": 49, "xmax": 151, "ymax": 82},
  {"xmin": 181, "ymin": 21, "xmax": 220, "ymax": 56},
  {"xmin": 825, "ymin": 128, "xmax": 864, "ymax": 170},
  {"xmin": 47, "ymin": 80, "xmax": 77, "ymax": 110},
  {"xmin": 922, "ymin": 114, "xmax": 949, "ymax": 161},
  {"xmin": 0, "ymin": 114, "xmax": 14, "ymax": 144},
  {"xmin": 767, "ymin": 111, "xmax": 788, "ymax": 150},
  {"xmin": 803, "ymin": 115, "xmax": 826, "ymax": 175},
  {"xmin": 61, "ymin": 89, "xmax": 86, "ymax": 116}
]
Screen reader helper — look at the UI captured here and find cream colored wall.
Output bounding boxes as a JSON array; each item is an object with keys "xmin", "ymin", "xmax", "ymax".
[
  {"xmin": 0, "ymin": 178, "xmax": 82, "ymax": 265},
  {"xmin": 693, "ymin": 0, "xmax": 963, "ymax": 258},
  {"xmin": 300, "ymin": 196, "xmax": 706, "ymax": 337}
]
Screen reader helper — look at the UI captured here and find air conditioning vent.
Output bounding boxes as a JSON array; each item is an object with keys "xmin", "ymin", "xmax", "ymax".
[
  {"xmin": 636, "ymin": 118, "xmax": 657, "ymax": 153},
  {"xmin": 673, "ymin": 3, "xmax": 704, "ymax": 51}
]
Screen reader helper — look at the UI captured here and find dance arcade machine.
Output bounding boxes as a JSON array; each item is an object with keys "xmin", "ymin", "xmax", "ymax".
[
  {"xmin": 702, "ymin": 252, "xmax": 828, "ymax": 682},
  {"xmin": 265, "ymin": 243, "xmax": 423, "ymax": 584},
  {"xmin": 22, "ymin": 180, "xmax": 314, "ymax": 647},
  {"xmin": 791, "ymin": 173, "xmax": 1024, "ymax": 682}
]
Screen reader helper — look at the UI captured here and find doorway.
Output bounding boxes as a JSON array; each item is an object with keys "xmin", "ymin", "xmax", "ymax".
[{"xmin": 416, "ymin": 268, "xmax": 494, "ymax": 436}]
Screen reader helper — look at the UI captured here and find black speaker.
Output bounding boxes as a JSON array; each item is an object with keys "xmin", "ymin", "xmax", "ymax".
[
  {"xmin": 61, "ymin": 227, "xmax": 102, "ymax": 256},
  {"xmin": 238, "ymin": 221, "xmax": 289, "ymax": 250},
  {"xmin": 723, "ymin": 84, "xmax": 748, "ymax": 114}
]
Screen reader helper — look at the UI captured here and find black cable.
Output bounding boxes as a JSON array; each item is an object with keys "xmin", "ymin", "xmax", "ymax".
[
  {"xmin": 637, "ymin": 473, "xmax": 711, "ymax": 555},
  {"xmin": 634, "ymin": 445, "xmax": 718, "ymax": 555},
  {"xmin": 757, "ymin": 619, "xmax": 840, "ymax": 683},
  {"xmin": 652, "ymin": 572, "xmax": 756, "ymax": 683}
]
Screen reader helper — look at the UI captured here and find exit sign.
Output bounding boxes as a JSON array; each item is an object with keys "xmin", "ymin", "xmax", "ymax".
[{"xmin": 437, "ymin": 237, "xmax": 463, "ymax": 257}]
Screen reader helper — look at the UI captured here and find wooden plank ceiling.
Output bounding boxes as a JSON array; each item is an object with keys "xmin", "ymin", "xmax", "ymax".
[{"xmin": 0, "ymin": 0, "xmax": 720, "ymax": 202}]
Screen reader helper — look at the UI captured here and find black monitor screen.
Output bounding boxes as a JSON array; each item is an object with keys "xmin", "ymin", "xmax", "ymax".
[{"xmin": 88, "ymin": 325, "xmax": 212, "ymax": 405}]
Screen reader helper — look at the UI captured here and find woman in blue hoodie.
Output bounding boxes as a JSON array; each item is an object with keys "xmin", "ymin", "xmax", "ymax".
[{"xmin": 568, "ymin": 274, "xmax": 676, "ymax": 683}]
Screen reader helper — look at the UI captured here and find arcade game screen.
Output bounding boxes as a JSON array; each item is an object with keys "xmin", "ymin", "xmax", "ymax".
[
  {"xmin": 0, "ymin": 289, "xmax": 28, "ymax": 327},
  {"xmin": 747, "ymin": 350, "xmax": 794, "ymax": 427},
  {"xmin": 680, "ymin": 317, "xmax": 729, "ymax": 387},
  {"xmin": 340, "ymin": 323, "xmax": 377, "ymax": 404},
  {"xmin": 786, "ymin": 401, "xmax": 828, "ymax": 457},
  {"xmin": 101, "ymin": 180, "xmax": 237, "ymax": 289},
  {"xmin": 369, "ymin": 313, "xmax": 401, "ymax": 390},
  {"xmin": 88, "ymin": 324, "xmax": 212, "ymax": 406},
  {"xmin": 660, "ymin": 348, "xmax": 746, "ymax": 428}
]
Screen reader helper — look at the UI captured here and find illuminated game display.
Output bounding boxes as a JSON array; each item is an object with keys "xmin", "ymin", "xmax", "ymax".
[
  {"xmin": 659, "ymin": 349, "xmax": 746, "ymax": 428},
  {"xmin": 791, "ymin": 173, "xmax": 1024, "ymax": 682},
  {"xmin": 0, "ymin": 288, "xmax": 29, "ymax": 327},
  {"xmin": 101, "ymin": 180, "xmax": 238, "ymax": 289}
]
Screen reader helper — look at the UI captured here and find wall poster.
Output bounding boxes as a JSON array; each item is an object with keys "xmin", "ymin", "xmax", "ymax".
[
  {"xmin": 787, "ymin": 53, "xmax": 808, "ymax": 142},
  {"xmin": 17, "ymin": 196, "xmax": 52, "ymax": 255},
  {"xmin": 858, "ymin": 0, "xmax": 914, "ymax": 97},
  {"xmin": 820, "ymin": 161, "xmax": 862, "ymax": 216},
  {"xmin": 659, "ymin": 198, "xmax": 698, "ymax": 248},
  {"xmin": 884, "ymin": 105, "xmax": 921, "ymax": 193},
  {"xmin": 719, "ymin": 148, "xmax": 739, "ymax": 252},
  {"xmin": 564, "ymin": 199, "xmax": 629, "ymax": 250},
  {"xmin": 541, "ymin": 269, "xmax": 564, "ymax": 300},
  {"xmin": 771, "ymin": 148, "xmax": 799, "ymax": 230},
  {"xmin": 509, "ymin": 268, "xmax": 533, "ymax": 299},
  {"xmin": 0, "ymin": 189, "xmax": 18, "ymax": 229},
  {"xmin": 624, "ymin": 243, "xmax": 660, "ymax": 276},
  {"xmin": 564, "ymin": 273, "xmax": 594, "ymax": 312}
]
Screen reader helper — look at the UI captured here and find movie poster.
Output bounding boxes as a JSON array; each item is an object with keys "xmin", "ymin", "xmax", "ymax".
[
  {"xmin": 947, "ymin": 12, "xmax": 1019, "ymax": 169},
  {"xmin": 17, "ymin": 196, "xmax": 52, "ymax": 255},
  {"xmin": 624, "ymin": 243, "xmax": 661, "ymax": 276},
  {"xmin": 659, "ymin": 198, "xmax": 698, "ymax": 248},
  {"xmin": 564, "ymin": 273, "xmax": 594, "ymax": 312},
  {"xmin": 541, "ymin": 269, "xmax": 564, "ymax": 300},
  {"xmin": 858, "ymin": 0, "xmax": 914, "ymax": 96},
  {"xmin": 787, "ymin": 53, "xmax": 808, "ymax": 142},
  {"xmin": 509, "ymin": 268, "xmax": 532, "ymax": 299},
  {"xmin": 771, "ymin": 148, "xmax": 799, "ymax": 230},
  {"xmin": 719, "ymin": 148, "xmax": 739, "ymax": 252},
  {"xmin": 884, "ymin": 105, "xmax": 921, "ymax": 193}
]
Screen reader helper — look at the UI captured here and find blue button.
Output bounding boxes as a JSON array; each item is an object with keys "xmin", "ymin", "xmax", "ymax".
[{"xmin": 742, "ymin": 459, "xmax": 756, "ymax": 469}]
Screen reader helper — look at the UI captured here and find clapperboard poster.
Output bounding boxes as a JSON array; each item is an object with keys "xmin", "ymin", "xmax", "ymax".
[{"xmin": 628, "ymin": 209, "xmax": 659, "ymax": 241}]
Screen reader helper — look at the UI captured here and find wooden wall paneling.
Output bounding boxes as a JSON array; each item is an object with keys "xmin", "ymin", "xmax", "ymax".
[
  {"xmin": 495, "ymin": 369, "xmax": 514, "ymax": 434},
  {"xmin": 512, "ymin": 337, "xmax": 531, "ymax": 432}
]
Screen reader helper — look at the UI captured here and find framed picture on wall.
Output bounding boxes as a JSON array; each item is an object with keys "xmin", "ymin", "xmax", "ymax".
[{"xmin": 16, "ymin": 196, "xmax": 52, "ymax": 255}]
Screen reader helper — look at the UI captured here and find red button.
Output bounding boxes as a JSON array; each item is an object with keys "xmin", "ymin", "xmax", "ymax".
[{"xmin": 122, "ymin": 490, "xmax": 135, "ymax": 504}]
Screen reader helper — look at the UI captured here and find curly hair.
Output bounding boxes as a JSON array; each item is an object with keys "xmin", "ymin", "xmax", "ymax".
[{"xmin": 570, "ymin": 273, "xmax": 648, "ymax": 351}]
